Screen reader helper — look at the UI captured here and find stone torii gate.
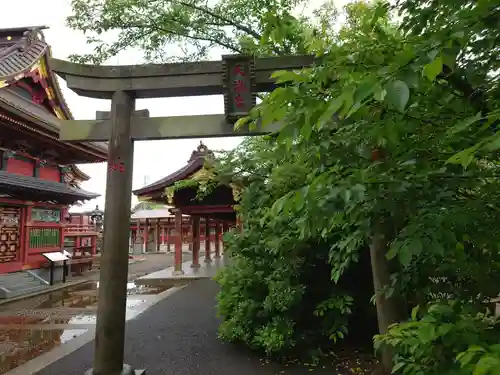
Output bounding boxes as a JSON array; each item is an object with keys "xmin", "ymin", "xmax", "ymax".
[{"xmin": 50, "ymin": 54, "xmax": 313, "ymax": 375}]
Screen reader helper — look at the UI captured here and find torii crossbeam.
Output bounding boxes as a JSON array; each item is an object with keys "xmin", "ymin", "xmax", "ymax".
[{"xmin": 50, "ymin": 53, "xmax": 314, "ymax": 375}]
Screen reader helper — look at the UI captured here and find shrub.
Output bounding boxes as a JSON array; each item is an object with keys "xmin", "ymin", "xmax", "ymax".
[{"xmin": 375, "ymin": 300, "xmax": 500, "ymax": 375}]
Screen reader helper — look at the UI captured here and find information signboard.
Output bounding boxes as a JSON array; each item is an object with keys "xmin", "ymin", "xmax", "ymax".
[{"xmin": 43, "ymin": 252, "xmax": 69, "ymax": 262}]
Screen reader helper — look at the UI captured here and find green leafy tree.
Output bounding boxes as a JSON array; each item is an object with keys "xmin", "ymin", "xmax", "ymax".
[
  {"xmin": 66, "ymin": 0, "xmax": 336, "ymax": 63},
  {"xmin": 227, "ymin": 0, "xmax": 500, "ymax": 372}
]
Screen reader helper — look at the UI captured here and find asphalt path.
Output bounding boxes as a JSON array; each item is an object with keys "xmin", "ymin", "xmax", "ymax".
[{"xmin": 35, "ymin": 279, "xmax": 336, "ymax": 375}]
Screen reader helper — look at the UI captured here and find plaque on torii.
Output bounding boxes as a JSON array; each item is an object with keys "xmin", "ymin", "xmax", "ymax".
[{"xmin": 49, "ymin": 53, "xmax": 314, "ymax": 375}]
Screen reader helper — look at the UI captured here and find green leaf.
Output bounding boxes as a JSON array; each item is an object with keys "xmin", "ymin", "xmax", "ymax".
[
  {"xmin": 354, "ymin": 78, "xmax": 377, "ymax": 104},
  {"xmin": 317, "ymin": 95, "xmax": 345, "ymax": 129},
  {"xmin": 271, "ymin": 70, "xmax": 307, "ymax": 84},
  {"xmin": 448, "ymin": 112, "xmax": 482, "ymax": 135},
  {"xmin": 398, "ymin": 242, "xmax": 413, "ymax": 267},
  {"xmin": 442, "ymin": 52, "xmax": 456, "ymax": 71},
  {"xmin": 373, "ymin": 85, "xmax": 387, "ymax": 101},
  {"xmin": 423, "ymin": 56, "xmax": 443, "ymax": 81},
  {"xmin": 446, "ymin": 145, "xmax": 480, "ymax": 168},
  {"xmin": 418, "ymin": 323, "xmax": 436, "ymax": 343},
  {"xmin": 391, "ymin": 361, "xmax": 406, "ymax": 374},
  {"xmin": 386, "ymin": 241, "xmax": 402, "ymax": 260},
  {"xmin": 385, "ymin": 80, "xmax": 410, "ymax": 113},
  {"xmin": 411, "ymin": 305, "xmax": 420, "ymax": 320},
  {"xmin": 234, "ymin": 116, "xmax": 251, "ymax": 131},
  {"xmin": 473, "ymin": 355, "xmax": 499, "ymax": 375}
]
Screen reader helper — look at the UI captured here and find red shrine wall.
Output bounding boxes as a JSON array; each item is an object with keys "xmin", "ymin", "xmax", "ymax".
[
  {"xmin": 39, "ymin": 165, "xmax": 61, "ymax": 182},
  {"xmin": 5, "ymin": 157, "xmax": 61, "ymax": 182},
  {"xmin": 0, "ymin": 153, "xmax": 93, "ymax": 274},
  {"xmin": 6, "ymin": 157, "xmax": 34, "ymax": 177}
]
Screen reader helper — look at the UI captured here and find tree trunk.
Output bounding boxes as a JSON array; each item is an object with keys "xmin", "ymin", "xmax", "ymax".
[{"xmin": 370, "ymin": 222, "xmax": 405, "ymax": 374}]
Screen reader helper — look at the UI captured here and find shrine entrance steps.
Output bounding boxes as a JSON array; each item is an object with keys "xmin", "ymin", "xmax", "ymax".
[{"xmin": 0, "ymin": 271, "xmax": 49, "ymax": 299}]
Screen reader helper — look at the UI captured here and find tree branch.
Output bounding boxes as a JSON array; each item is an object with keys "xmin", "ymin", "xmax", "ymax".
[{"xmin": 171, "ymin": 0, "xmax": 263, "ymax": 41}]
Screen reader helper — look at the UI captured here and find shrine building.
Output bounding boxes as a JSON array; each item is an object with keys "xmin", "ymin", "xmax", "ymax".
[
  {"xmin": 0, "ymin": 26, "xmax": 106, "ymax": 295},
  {"xmin": 132, "ymin": 142, "xmax": 236, "ymax": 272}
]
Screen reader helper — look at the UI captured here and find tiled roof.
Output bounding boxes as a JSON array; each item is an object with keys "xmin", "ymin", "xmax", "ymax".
[
  {"xmin": 0, "ymin": 86, "xmax": 61, "ymax": 133},
  {"xmin": 0, "ymin": 26, "xmax": 108, "ymax": 161},
  {"xmin": 133, "ymin": 142, "xmax": 213, "ymax": 196},
  {"xmin": 0, "ymin": 27, "xmax": 48, "ymax": 82},
  {"xmin": 0, "ymin": 170, "xmax": 99, "ymax": 202}
]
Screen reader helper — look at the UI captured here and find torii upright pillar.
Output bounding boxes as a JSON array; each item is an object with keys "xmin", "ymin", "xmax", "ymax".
[{"xmin": 86, "ymin": 98, "xmax": 146, "ymax": 375}]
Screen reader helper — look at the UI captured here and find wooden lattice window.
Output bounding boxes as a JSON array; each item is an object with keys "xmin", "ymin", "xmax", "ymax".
[{"xmin": 0, "ymin": 206, "xmax": 20, "ymax": 263}]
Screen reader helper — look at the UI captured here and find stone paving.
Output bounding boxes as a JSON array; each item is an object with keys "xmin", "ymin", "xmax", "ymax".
[
  {"xmin": 0, "ymin": 253, "xmax": 190, "ymax": 375},
  {"xmin": 33, "ymin": 279, "xmax": 348, "ymax": 375}
]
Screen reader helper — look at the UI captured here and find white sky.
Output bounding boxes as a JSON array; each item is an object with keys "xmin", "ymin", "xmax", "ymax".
[{"xmin": 3, "ymin": 0, "xmax": 351, "ymax": 212}]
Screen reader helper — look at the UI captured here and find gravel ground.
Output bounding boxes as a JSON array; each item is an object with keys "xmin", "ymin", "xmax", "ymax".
[{"xmin": 34, "ymin": 279, "xmax": 348, "ymax": 375}]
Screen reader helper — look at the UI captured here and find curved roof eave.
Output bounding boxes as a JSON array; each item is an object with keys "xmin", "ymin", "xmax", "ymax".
[
  {"xmin": 43, "ymin": 51, "xmax": 108, "ymax": 158},
  {"xmin": 0, "ymin": 26, "xmax": 108, "ymax": 160},
  {"xmin": 133, "ymin": 158, "xmax": 204, "ymax": 196},
  {"xmin": 71, "ymin": 165, "xmax": 90, "ymax": 181}
]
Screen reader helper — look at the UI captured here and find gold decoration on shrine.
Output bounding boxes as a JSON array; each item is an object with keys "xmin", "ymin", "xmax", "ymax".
[
  {"xmin": 230, "ymin": 183, "xmax": 243, "ymax": 202},
  {"xmin": 164, "ymin": 187, "xmax": 175, "ymax": 205},
  {"xmin": 191, "ymin": 166, "xmax": 216, "ymax": 183}
]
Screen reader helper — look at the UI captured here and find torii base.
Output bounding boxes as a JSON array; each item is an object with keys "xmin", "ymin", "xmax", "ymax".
[{"xmin": 84, "ymin": 364, "xmax": 146, "ymax": 375}]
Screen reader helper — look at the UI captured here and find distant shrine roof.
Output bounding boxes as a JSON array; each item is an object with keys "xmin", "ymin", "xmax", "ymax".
[
  {"xmin": 0, "ymin": 26, "xmax": 108, "ymax": 164},
  {"xmin": 133, "ymin": 141, "xmax": 214, "ymax": 196}
]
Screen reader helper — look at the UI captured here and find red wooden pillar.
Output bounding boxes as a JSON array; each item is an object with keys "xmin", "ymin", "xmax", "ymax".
[
  {"xmin": 191, "ymin": 216, "xmax": 200, "ymax": 268},
  {"xmin": 144, "ymin": 218, "xmax": 149, "ymax": 253},
  {"xmin": 166, "ymin": 218, "xmax": 172, "ymax": 252},
  {"xmin": 156, "ymin": 218, "xmax": 161, "ymax": 252},
  {"xmin": 214, "ymin": 220, "xmax": 221, "ymax": 258},
  {"xmin": 173, "ymin": 209, "xmax": 184, "ymax": 275},
  {"xmin": 91, "ymin": 235, "xmax": 97, "ymax": 255},
  {"xmin": 204, "ymin": 217, "xmax": 211, "ymax": 263},
  {"xmin": 75, "ymin": 236, "xmax": 81, "ymax": 256},
  {"xmin": 22, "ymin": 205, "xmax": 33, "ymax": 264},
  {"xmin": 222, "ymin": 221, "xmax": 229, "ymax": 254}
]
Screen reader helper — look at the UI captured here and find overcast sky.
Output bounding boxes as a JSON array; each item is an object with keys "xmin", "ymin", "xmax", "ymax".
[{"xmin": 4, "ymin": 0, "xmax": 350, "ymax": 212}]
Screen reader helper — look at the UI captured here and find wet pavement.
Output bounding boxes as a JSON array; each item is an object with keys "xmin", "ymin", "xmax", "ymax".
[{"xmin": 0, "ymin": 281, "xmax": 171, "ymax": 375}]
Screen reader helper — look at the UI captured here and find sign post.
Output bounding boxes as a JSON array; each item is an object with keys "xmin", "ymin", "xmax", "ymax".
[
  {"xmin": 50, "ymin": 53, "xmax": 314, "ymax": 375},
  {"xmin": 42, "ymin": 252, "xmax": 69, "ymax": 285}
]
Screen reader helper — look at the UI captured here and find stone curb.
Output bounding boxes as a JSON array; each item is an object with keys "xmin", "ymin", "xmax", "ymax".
[{"xmin": 0, "ymin": 279, "xmax": 89, "ymax": 307}]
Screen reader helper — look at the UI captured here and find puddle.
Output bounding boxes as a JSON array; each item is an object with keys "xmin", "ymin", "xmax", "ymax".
[
  {"xmin": 0, "ymin": 327, "xmax": 87, "ymax": 375},
  {"xmin": 0, "ymin": 280, "xmax": 170, "ymax": 373},
  {"xmin": 0, "ymin": 280, "xmax": 164, "ymax": 327},
  {"xmin": 101, "ymin": 282, "xmax": 171, "ymax": 296}
]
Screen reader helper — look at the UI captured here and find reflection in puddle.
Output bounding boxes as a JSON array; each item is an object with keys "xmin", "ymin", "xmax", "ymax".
[
  {"xmin": 0, "ymin": 328, "xmax": 88, "ymax": 375},
  {"xmin": 0, "ymin": 280, "xmax": 170, "ymax": 374}
]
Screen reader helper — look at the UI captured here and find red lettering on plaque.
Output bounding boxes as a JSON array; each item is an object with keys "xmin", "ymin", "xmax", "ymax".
[
  {"xmin": 233, "ymin": 64, "xmax": 245, "ymax": 76},
  {"xmin": 234, "ymin": 93, "xmax": 244, "ymax": 108}
]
